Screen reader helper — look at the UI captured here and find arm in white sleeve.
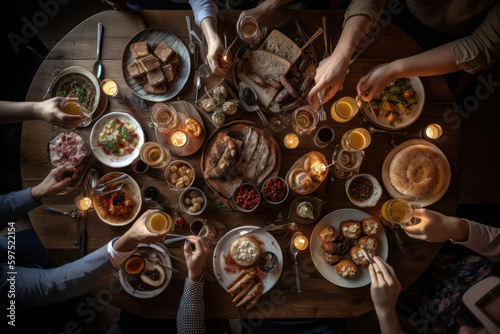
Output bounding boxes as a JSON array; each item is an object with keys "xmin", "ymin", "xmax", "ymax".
[
  {"xmin": 189, "ymin": 0, "xmax": 218, "ymax": 27},
  {"xmin": 453, "ymin": 220, "xmax": 500, "ymax": 262}
]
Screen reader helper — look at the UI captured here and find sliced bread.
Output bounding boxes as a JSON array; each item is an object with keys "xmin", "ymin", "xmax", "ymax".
[
  {"xmin": 259, "ymin": 29, "xmax": 302, "ymax": 65},
  {"xmin": 250, "ymin": 50, "xmax": 291, "ymax": 83}
]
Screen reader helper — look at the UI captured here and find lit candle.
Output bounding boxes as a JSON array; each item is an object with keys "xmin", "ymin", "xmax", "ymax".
[
  {"xmin": 293, "ymin": 234, "xmax": 308, "ymax": 250},
  {"xmin": 171, "ymin": 130, "xmax": 187, "ymax": 147},
  {"xmin": 284, "ymin": 133, "xmax": 299, "ymax": 149},
  {"xmin": 423, "ymin": 123, "xmax": 443, "ymax": 140},
  {"xmin": 78, "ymin": 197, "xmax": 92, "ymax": 211},
  {"xmin": 102, "ymin": 79, "xmax": 118, "ymax": 97}
]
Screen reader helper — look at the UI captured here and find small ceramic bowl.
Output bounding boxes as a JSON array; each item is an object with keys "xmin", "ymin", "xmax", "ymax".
[
  {"xmin": 261, "ymin": 176, "xmax": 289, "ymax": 205},
  {"xmin": 345, "ymin": 173, "xmax": 382, "ymax": 208},
  {"xmin": 228, "ymin": 183, "xmax": 261, "ymax": 213},
  {"xmin": 164, "ymin": 160, "xmax": 195, "ymax": 191},
  {"xmin": 179, "ymin": 187, "xmax": 207, "ymax": 216}
]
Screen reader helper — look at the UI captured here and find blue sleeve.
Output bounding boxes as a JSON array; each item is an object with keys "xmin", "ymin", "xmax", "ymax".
[
  {"xmin": 176, "ymin": 278, "xmax": 205, "ymax": 334},
  {"xmin": 7, "ymin": 244, "xmax": 114, "ymax": 310},
  {"xmin": 189, "ymin": 0, "xmax": 218, "ymax": 26},
  {"xmin": 0, "ymin": 188, "xmax": 40, "ymax": 229}
]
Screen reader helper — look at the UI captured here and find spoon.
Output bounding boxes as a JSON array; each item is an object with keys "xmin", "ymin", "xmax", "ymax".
[
  {"xmin": 290, "ymin": 235, "xmax": 302, "ymax": 293},
  {"xmin": 367, "ymin": 125, "xmax": 407, "ymax": 136},
  {"xmin": 93, "ymin": 23, "xmax": 103, "ymax": 79},
  {"xmin": 186, "ymin": 16, "xmax": 195, "ymax": 55},
  {"xmin": 43, "ymin": 207, "xmax": 79, "ymax": 218},
  {"xmin": 93, "ymin": 182, "xmax": 125, "ymax": 197},
  {"xmin": 93, "ymin": 174, "xmax": 127, "ymax": 192},
  {"xmin": 238, "ymin": 81, "xmax": 270, "ymax": 127},
  {"xmin": 142, "ymin": 254, "xmax": 178, "ymax": 273}
]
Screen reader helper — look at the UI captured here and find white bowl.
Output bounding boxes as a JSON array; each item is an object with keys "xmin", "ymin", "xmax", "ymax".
[
  {"xmin": 179, "ymin": 187, "xmax": 207, "ymax": 216},
  {"xmin": 90, "ymin": 112, "xmax": 145, "ymax": 168},
  {"xmin": 345, "ymin": 173, "xmax": 382, "ymax": 208}
]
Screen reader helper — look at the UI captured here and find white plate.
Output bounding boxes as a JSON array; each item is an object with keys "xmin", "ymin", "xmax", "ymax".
[
  {"xmin": 310, "ymin": 209, "xmax": 388, "ymax": 288},
  {"xmin": 213, "ymin": 226, "xmax": 283, "ymax": 294},
  {"xmin": 360, "ymin": 77, "xmax": 425, "ymax": 130},
  {"xmin": 90, "ymin": 112, "xmax": 145, "ymax": 168},
  {"xmin": 118, "ymin": 243, "xmax": 174, "ymax": 299},
  {"xmin": 381, "ymin": 139, "xmax": 451, "ymax": 207},
  {"xmin": 93, "ymin": 172, "xmax": 142, "ymax": 226}
]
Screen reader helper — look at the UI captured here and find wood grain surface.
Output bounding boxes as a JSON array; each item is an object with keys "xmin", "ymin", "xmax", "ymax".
[{"xmin": 23, "ymin": 10, "xmax": 459, "ymax": 319}]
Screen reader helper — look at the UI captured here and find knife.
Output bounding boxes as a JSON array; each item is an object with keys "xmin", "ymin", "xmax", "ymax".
[{"xmin": 80, "ymin": 210, "xmax": 88, "ymax": 258}]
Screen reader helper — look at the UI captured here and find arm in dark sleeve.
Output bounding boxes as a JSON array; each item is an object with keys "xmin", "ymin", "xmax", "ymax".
[
  {"xmin": 0, "ymin": 188, "xmax": 40, "ymax": 229},
  {"xmin": 176, "ymin": 278, "xmax": 205, "ymax": 334}
]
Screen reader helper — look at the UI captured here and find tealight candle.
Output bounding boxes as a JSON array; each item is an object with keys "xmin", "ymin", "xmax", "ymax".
[
  {"xmin": 77, "ymin": 196, "xmax": 92, "ymax": 211},
  {"xmin": 422, "ymin": 123, "xmax": 443, "ymax": 140},
  {"xmin": 284, "ymin": 133, "xmax": 299, "ymax": 149},
  {"xmin": 101, "ymin": 79, "xmax": 126, "ymax": 103},
  {"xmin": 293, "ymin": 233, "xmax": 308, "ymax": 251},
  {"xmin": 171, "ymin": 130, "xmax": 187, "ymax": 147}
]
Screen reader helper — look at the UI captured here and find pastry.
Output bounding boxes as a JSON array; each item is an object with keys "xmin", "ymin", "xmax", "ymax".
[
  {"xmin": 230, "ymin": 237, "xmax": 261, "ymax": 267},
  {"xmin": 350, "ymin": 245, "xmax": 374, "ymax": 268},
  {"xmin": 339, "ymin": 220, "xmax": 362, "ymax": 239},
  {"xmin": 289, "ymin": 169, "xmax": 313, "ymax": 195},
  {"xmin": 185, "ymin": 118, "xmax": 202, "ymax": 138},
  {"xmin": 389, "ymin": 145, "xmax": 447, "ymax": 198},
  {"xmin": 222, "ymin": 101, "xmax": 238, "ymax": 115},
  {"xmin": 358, "ymin": 236, "xmax": 378, "ymax": 251},
  {"xmin": 318, "ymin": 226, "xmax": 338, "ymax": 242},
  {"xmin": 304, "ymin": 152, "xmax": 328, "ymax": 182},
  {"xmin": 361, "ymin": 217, "xmax": 380, "ymax": 236},
  {"xmin": 335, "ymin": 259, "xmax": 358, "ymax": 279},
  {"xmin": 201, "ymin": 98, "xmax": 216, "ymax": 112},
  {"xmin": 322, "ymin": 252, "xmax": 342, "ymax": 266}
]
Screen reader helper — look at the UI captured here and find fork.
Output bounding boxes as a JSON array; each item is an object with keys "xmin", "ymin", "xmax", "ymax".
[
  {"xmin": 322, "ymin": 16, "xmax": 329, "ymax": 59},
  {"xmin": 317, "ymin": 92, "xmax": 327, "ymax": 121}
]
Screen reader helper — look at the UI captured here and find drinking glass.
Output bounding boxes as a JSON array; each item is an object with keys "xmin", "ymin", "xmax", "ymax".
[
  {"xmin": 141, "ymin": 184, "xmax": 169, "ymax": 207},
  {"xmin": 131, "ymin": 157, "xmax": 159, "ymax": 176},
  {"xmin": 330, "ymin": 96, "xmax": 359, "ymax": 123},
  {"xmin": 331, "ymin": 145, "xmax": 365, "ymax": 179},
  {"xmin": 291, "ymin": 105, "xmax": 319, "ymax": 136},
  {"xmin": 341, "ymin": 128, "xmax": 371, "ymax": 151},
  {"xmin": 314, "ymin": 125, "xmax": 335, "ymax": 147},
  {"xmin": 190, "ymin": 218, "xmax": 227, "ymax": 248},
  {"xmin": 151, "ymin": 103, "xmax": 179, "ymax": 134},
  {"xmin": 381, "ymin": 196, "xmax": 422, "ymax": 227},
  {"xmin": 139, "ymin": 142, "xmax": 171, "ymax": 169},
  {"xmin": 145, "ymin": 210, "xmax": 172, "ymax": 234},
  {"xmin": 238, "ymin": 15, "xmax": 263, "ymax": 46}
]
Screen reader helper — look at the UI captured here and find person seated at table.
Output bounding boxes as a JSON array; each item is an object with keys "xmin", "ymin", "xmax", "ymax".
[
  {"xmin": 0, "ymin": 164, "xmax": 75, "ymax": 229},
  {"xmin": 104, "ymin": 235, "xmax": 209, "ymax": 334},
  {"xmin": 368, "ymin": 209, "xmax": 499, "ymax": 334},
  {"xmin": 0, "ymin": 98, "xmax": 82, "ymax": 129},
  {"xmin": 235, "ymin": 0, "xmax": 292, "ymax": 32},
  {"xmin": 101, "ymin": 0, "xmax": 229, "ymax": 77},
  {"xmin": 308, "ymin": 0, "xmax": 500, "ymax": 105}
]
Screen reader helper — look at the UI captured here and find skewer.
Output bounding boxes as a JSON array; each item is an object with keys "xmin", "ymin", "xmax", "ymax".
[{"xmin": 223, "ymin": 35, "xmax": 238, "ymax": 58}]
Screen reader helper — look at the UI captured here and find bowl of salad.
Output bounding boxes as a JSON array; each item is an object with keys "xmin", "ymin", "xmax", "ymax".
[
  {"xmin": 90, "ymin": 112, "xmax": 145, "ymax": 168},
  {"xmin": 358, "ymin": 77, "xmax": 425, "ymax": 130}
]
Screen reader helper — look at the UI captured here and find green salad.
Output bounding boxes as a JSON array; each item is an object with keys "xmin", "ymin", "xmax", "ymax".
[{"xmin": 371, "ymin": 78, "xmax": 417, "ymax": 123}]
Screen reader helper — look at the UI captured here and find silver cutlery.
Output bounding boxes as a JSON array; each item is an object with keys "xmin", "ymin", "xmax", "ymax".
[
  {"xmin": 93, "ymin": 23, "xmax": 103, "ymax": 79},
  {"xmin": 193, "ymin": 43, "xmax": 201, "ymax": 102},
  {"xmin": 92, "ymin": 183, "xmax": 125, "ymax": 197},
  {"xmin": 80, "ymin": 210, "xmax": 88, "ymax": 257},
  {"xmin": 142, "ymin": 254, "xmax": 178, "ymax": 273},
  {"xmin": 290, "ymin": 236, "xmax": 302, "ymax": 293},
  {"xmin": 186, "ymin": 15, "xmax": 195, "ymax": 55},
  {"xmin": 189, "ymin": 31, "xmax": 207, "ymax": 51},
  {"xmin": 164, "ymin": 247, "xmax": 187, "ymax": 266},
  {"xmin": 347, "ymin": 37, "xmax": 375, "ymax": 74},
  {"xmin": 300, "ymin": 27, "xmax": 323, "ymax": 52},
  {"xmin": 367, "ymin": 125, "xmax": 407, "ymax": 136},
  {"xmin": 238, "ymin": 81, "xmax": 270, "ymax": 127},
  {"xmin": 322, "ymin": 17, "xmax": 329, "ymax": 59},
  {"xmin": 43, "ymin": 207, "xmax": 79, "ymax": 218},
  {"xmin": 93, "ymin": 174, "xmax": 127, "ymax": 192},
  {"xmin": 238, "ymin": 223, "xmax": 291, "ymax": 236},
  {"xmin": 317, "ymin": 92, "xmax": 327, "ymax": 121}
]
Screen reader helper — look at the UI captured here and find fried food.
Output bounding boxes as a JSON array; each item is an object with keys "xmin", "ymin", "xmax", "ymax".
[
  {"xmin": 226, "ymin": 269, "xmax": 263, "ymax": 310},
  {"xmin": 350, "ymin": 245, "xmax": 374, "ymax": 268},
  {"xmin": 361, "ymin": 217, "xmax": 380, "ymax": 236},
  {"xmin": 358, "ymin": 235, "xmax": 378, "ymax": 251},
  {"xmin": 318, "ymin": 226, "xmax": 338, "ymax": 242},
  {"xmin": 335, "ymin": 259, "xmax": 358, "ymax": 279},
  {"xmin": 322, "ymin": 252, "xmax": 342, "ymax": 266},
  {"xmin": 339, "ymin": 220, "xmax": 362, "ymax": 239}
]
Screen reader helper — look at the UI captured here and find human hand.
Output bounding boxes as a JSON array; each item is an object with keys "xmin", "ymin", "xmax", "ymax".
[
  {"xmin": 34, "ymin": 97, "xmax": 81, "ymax": 128},
  {"xmin": 402, "ymin": 209, "xmax": 470, "ymax": 242},
  {"xmin": 31, "ymin": 164, "xmax": 75, "ymax": 201},
  {"xmin": 458, "ymin": 326, "xmax": 488, "ymax": 334},
  {"xmin": 184, "ymin": 236, "xmax": 209, "ymax": 281},
  {"xmin": 368, "ymin": 256, "xmax": 401, "ymax": 313},
  {"xmin": 206, "ymin": 35, "xmax": 228, "ymax": 77},
  {"xmin": 114, "ymin": 210, "xmax": 168, "ymax": 252},
  {"xmin": 356, "ymin": 62, "xmax": 398, "ymax": 101},
  {"xmin": 236, "ymin": 7, "xmax": 267, "ymax": 35},
  {"xmin": 307, "ymin": 51, "xmax": 350, "ymax": 105}
]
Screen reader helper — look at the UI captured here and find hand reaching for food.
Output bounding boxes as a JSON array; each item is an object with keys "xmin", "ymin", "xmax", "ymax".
[
  {"xmin": 114, "ymin": 210, "xmax": 168, "ymax": 252},
  {"xmin": 308, "ymin": 52, "xmax": 349, "ymax": 105},
  {"xmin": 402, "ymin": 209, "xmax": 470, "ymax": 243},
  {"xmin": 184, "ymin": 236, "xmax": 209, "ymax": 281},
  {"xmin": 368, "ymin": 256, "xmax": 401, "ymax": 311},
  {"xmin": 356, "ymin": 63, "xmax": 399, "ymax": 102},
  {"xmin": 34, "ymin": 97, "xmax": 82, "ymax": 128},
  {"xmin": 31, "ymin": 164, "xmax": 75, "ymax": 201},
  {"xmin": 201, "ymin": 18, "xmax": 229, "ymax": 77}
]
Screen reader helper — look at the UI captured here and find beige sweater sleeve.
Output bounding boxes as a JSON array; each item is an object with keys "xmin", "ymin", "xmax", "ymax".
[
  {"xmin": 453, "ymin": 220, "xmax": 500, "ymax": 262},
  {"xmin": 342, "ymin": 0, "xmax": 387, "ymax": 28},
  {"xmin": 448, "ymin": 3, "xmax": 500, "ymax": 73}
]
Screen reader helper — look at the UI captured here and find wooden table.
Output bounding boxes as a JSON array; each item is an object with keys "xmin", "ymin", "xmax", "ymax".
[{"xmin": 23, "ymin": 10, "xmax": 460, "ymax": 319}]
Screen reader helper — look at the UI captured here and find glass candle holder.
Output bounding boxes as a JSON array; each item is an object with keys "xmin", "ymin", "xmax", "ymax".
[
  {"xmin": 341, "ymin": 128, "xmax": 371, "ymax": 151},
  {"xmin": 292, "ymin": 105, "xmax": 319, "ymax": 136},
  {"xmin": 292, "ymin": 232, "xmax": 308, "ymax": 251},
  {"xmin": 421, "ymin": 123, "xmax": 443, "ymax": 140},
  {"xmin": 75, "ymin": 195, "xmax": 93, "ymax": 211},
  {"xmin": 284, "ymin": 133, "xmax": 299, "ymax": 149},
  {"xmin": 331, "ymin": 96, "xmax": 359, "ymax": 123},
  {"xmin": 101, "ymin": 79, "xmax": 126, "ymax": 103},
  {"xmin": 169, "ymin": 130, "xmax": 188, "ymax": 148}
]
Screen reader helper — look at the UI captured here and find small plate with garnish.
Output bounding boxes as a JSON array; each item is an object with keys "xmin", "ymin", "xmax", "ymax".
[{"xmin": 288, "ymin": 196, "xmax": 324, "ymax": 224}]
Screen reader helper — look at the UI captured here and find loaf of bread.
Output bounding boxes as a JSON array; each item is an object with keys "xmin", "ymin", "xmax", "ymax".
[
  {"xmin": 250, "ymin": 50, "xmax": 291, "ymax": 83},
  {"xmin": 259, "ymin": 29, "xmax": 303, "ymax": 65}
]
